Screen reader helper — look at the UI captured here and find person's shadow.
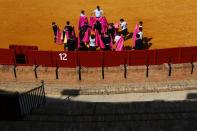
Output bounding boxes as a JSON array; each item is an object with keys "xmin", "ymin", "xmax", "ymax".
[
  {"xmin": 124, "ymin": 35, "xmax": 153, "ymax": 50},
  {"xmin": 142, "ymin": 37, "xmax": 152, "ymax": 49},
  {"xmin": 61, "ymin": 89, "xmax": 80, "ymax": 102},
  {"xmin": 125, "ymin": 32, "xmax": 133, "ymax": 41}
]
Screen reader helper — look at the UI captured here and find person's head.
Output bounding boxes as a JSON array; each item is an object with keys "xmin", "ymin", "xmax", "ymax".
[
  {"xmin": 66, "ymin": 21, "xmax": 70, "ymax": 26},
  {"xmin": 120, "ymin": 19, "xmax": 124, "ymax": 22},
  {"xmin": 81, "ymin": 10, "xmax": 85, "ymax": 14},
  {"xmin": 108, "ymin": 23, "xmax": 113, "ymax": 27},
  {"xmin": 110, "ymin": 23, "xmax": 114, "ymax": 26},
  {"xmin": 139, "ymin": 21, "xmax": 143, "ymax": 25},
  {"xmin": 136, "ymin": 34, "xmax": 140, "ymax": 38},
  {"xmin": 90, "ymin": 34, "xmax": 95, "ymax": 39},
  {"xmin": 105, "ymin": 32, "xmax": 109, "ymax": 36},
  {"xmin": 116, "ymin": 32, "xmax": 121, "ymax": 36},
  {"xmin": 97, "ymin": 6, "xmax": 100, "ymax": 10},
  {"xmin": 139, "ymin": 27, "xmax": 143, "ymax": 31},
  {"xmin": 52, "ymin": 22, "xmax": 56, "ymax": 25}
]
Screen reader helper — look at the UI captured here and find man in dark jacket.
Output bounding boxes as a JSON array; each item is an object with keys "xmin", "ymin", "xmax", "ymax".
[
  {"xmin": 52, "ymin": 22, "xmax": 58, "ymax": 42},
  {"xmin": 63, "ymin": 21, "xmax": 73, "ymax": 41},
  {"xmin": 66, "ymin": 35, "xmax": 76, "ymax": 51},
  {"xmin": 102, "ymin": 32, "xmax": 111, "ymax": 50},
  {"xmin": 107, "ymin": 23, "xmax": 115, "ymax": 38},
  {"xmin": 94, "ymin": 20, "xmax": 102, "ymax": 34}
]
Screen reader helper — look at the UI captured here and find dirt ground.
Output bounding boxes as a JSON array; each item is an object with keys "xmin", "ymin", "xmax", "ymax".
[{"xmin": 0, "ymin": 0, "xmax": 197, "ymax": 51}]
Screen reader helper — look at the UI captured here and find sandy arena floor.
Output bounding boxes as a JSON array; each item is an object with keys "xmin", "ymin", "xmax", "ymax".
[{"xmin": 0, "ymin": 0, "xmax": 196, "ymax": 51}]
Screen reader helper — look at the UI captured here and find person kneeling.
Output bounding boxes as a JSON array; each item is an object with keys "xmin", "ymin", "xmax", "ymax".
[{"xmin": 89, "ymin": 34, "xmax": 96, "ymax": 51}]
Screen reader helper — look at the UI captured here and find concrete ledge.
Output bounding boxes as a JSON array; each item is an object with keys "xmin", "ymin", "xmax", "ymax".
[{"xmin": 0, "ymin": 65, "xmax": 15, "ymax": 81}]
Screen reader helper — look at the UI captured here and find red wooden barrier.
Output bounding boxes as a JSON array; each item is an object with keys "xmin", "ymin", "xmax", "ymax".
[
  {"xmin": 52, "ymin": 51, "xmax": 77, "ymax": 68},
  {"xmin": 181, "ymin": 46, "xmax": 197, "ymax": 63},
  {"xmin": 103, "ymin": 51, "xmax": 127, "ymax": 67},
  {"xmin": 155, "ymin": 48, "xmax": 181, "ymax": 64},
  {"xmin": 128, "ymin": 50, "xmax": 147, "ymax": 66},
  {"xmin": 147, "ymin": 50, "xmax": 156, "ymax": 65},
  {"xmin": 78, "ymin": 51, "xmax": 102, "ymax": 67},
  {"xmin": 0, "ymin": 49, "xmax": 15, "ymax": 65},
  {"xmin": 9, "ymin": 45, "xmax": 38, "ymax": 54},
  {"xmin": 26, "ymin": 51, "xmax": 53, "ymax": 66},
  {"xmin": 2, "ymin": 46, "xmax": 197, "ymax": 67}
]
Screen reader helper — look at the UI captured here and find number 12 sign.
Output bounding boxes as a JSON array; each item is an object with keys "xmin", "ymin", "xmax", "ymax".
[{"xmin": 59, "ymin": 53, "xmax": 67, "ymax": 61}]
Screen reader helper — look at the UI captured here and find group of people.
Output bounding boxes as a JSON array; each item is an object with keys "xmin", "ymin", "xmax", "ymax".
[{"xmin": 52, "ymin": 6, "xmax": 144, "ymax": 51}]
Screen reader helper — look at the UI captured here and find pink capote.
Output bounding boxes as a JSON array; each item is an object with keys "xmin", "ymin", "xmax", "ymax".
[
  {"xmin": 63, "ymin": 26, "xmax": 76, "ymax": 41},
  {"xmin": 100, "ymin": 16, "xmax": 108, "ymax": 33},
  {"xmin": 114, "ymin": 22, "xmax": 119, "ymax": 36},
  {"xmin": 82, "ymin": 28, "xmax": 91, "ymax": 43},
  {"xmin": 132, "ymin": 23, "xmax": 139, "ymax": 48},
  {"xmin": 77, "ymin": 28, "xmax": 91, "ymax": 49},
  {"xmin": 78, "ymin": 16, "xmax": 88, "ymax": 30},
  {"xmin": 90, "ymin": 17, "xmax": 96, "ymax": 29},
  {"xmin": 110, "ymin": 35, "xmax": 114, "ymax": 49},
  {"xmin": 72, "ymin": 26, "xmax": 76, "ymax": 39},
  {"xmin": 115, "ymin": 36, "xmax": 124, "ymax": 51},
  {"xmin": 95, "ymin": 30, "xmax": 105, "ymax": 49},
  {"xmin": 56, "ymin": 28, "xmax": 63, "ymax": 45},
  {"xmin": 114, "ymin": 23, "xmax": 119, "ymax": 29},
  {"xmin": 77, "ymin": 36, "xmax": 80, "ymax": 49},
  {"xmin": 90, "ymin": 16, "xmax": 108, "ymax": 31}
]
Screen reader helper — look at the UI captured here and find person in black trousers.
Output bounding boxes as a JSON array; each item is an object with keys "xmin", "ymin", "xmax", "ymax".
[
  {"xmin": 120, "ymin": 18, "xmax": 128, "ymax": 39},
  {"xmin": 102, "ymin": 32, "xmax": 111, "ymax": 50},
  {"xmin": 134, "ymin": 34, "xmax": 143, "ymax": 50},
  {"xmin": 79, "ymin": 22, "xmax": 91, "ymax": 40},
  {"xmin": 66, "ymin": 35, "xmax": 76, "ymax": 51},
  {"xmin": 94, "ymin": 20, "xmax": 102, "ymax": 34},
  {"xmin": 107, "ymin": 23, "xmax": 115, "ymax": 39},
  {"xmin": 52, "ymin": 22, "xmax": 58, "ymax": 42}
]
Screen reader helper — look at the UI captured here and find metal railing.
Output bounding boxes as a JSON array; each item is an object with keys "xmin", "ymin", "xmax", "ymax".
[{"xmin": 18, "ymin": 80, "xmax": 46, "ymax": 117}]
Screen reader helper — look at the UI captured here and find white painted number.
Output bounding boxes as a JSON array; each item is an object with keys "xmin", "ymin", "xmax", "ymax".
[{"xmin": 59, "ymin": 53, "xmax": 67, "ymax": 61}]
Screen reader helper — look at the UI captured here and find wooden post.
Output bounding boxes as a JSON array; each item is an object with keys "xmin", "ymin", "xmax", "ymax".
[
  {"xmin": 191, "ymin": 56, "xmax": 194, "ymax": 74},
  {"xmin": 34, "ymin": 65, "xmax": 38, "ymax": 79},
  {"xmin": 102, "ymin": 55, "xmax": 104, "ymax": 79},
  {"xmin": 168, "ymin": 63, "xmax": 172, "ymax": 76},
  {"xmin": 56, "ymin": 67, "xmax": 59, "ymax": 79},
  {"xmin": 13, "ymin": 65, "xmax": 17, "ymax": 78},
  {"xmin": 146, "ymin": 56, "xmax": 149, "ymax": 78},
  {"xmin": 124, "ymin": 58, "xmax": 127, "ymax": 78},
  {"xmin": 13, "ymin": 57, "xmax": 17, "ymax": 78},
  {"xmin": 55, "ymin": 59, "xmax": 59, "ymax": 79},
  {"xmin": 168, "ymin": 58, "xmax": 172, "ymax": 76},
  {"xmin": 78, "ymin": 60, "xmax": 81, "ymax": 81}
]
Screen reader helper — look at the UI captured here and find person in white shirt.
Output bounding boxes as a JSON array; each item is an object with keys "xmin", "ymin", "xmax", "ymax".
[
  {"xmin": 89, "ymin": 34, "xmax": 96, "ymax": 51},
  {"xmin": 120, "ymin": 19, "xmax": 128, "ymax": 39},
  {"xmin": 92, "ymin": 6, "xmax": 103, "ymax": 18},
  {"xmin": 80, "ymin": 10, "xmax": 85, "ymax": 17},
  {"xmin": 138, "ymin": 27, "xmax": 143, "ymax": 39},
  {"xmin": 114, "ymin": 34, "xmax": 121, "ymax": 43},
  {"xmin": 139, "ymin": 21, "xmax": 143, "ymax": 28}
]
